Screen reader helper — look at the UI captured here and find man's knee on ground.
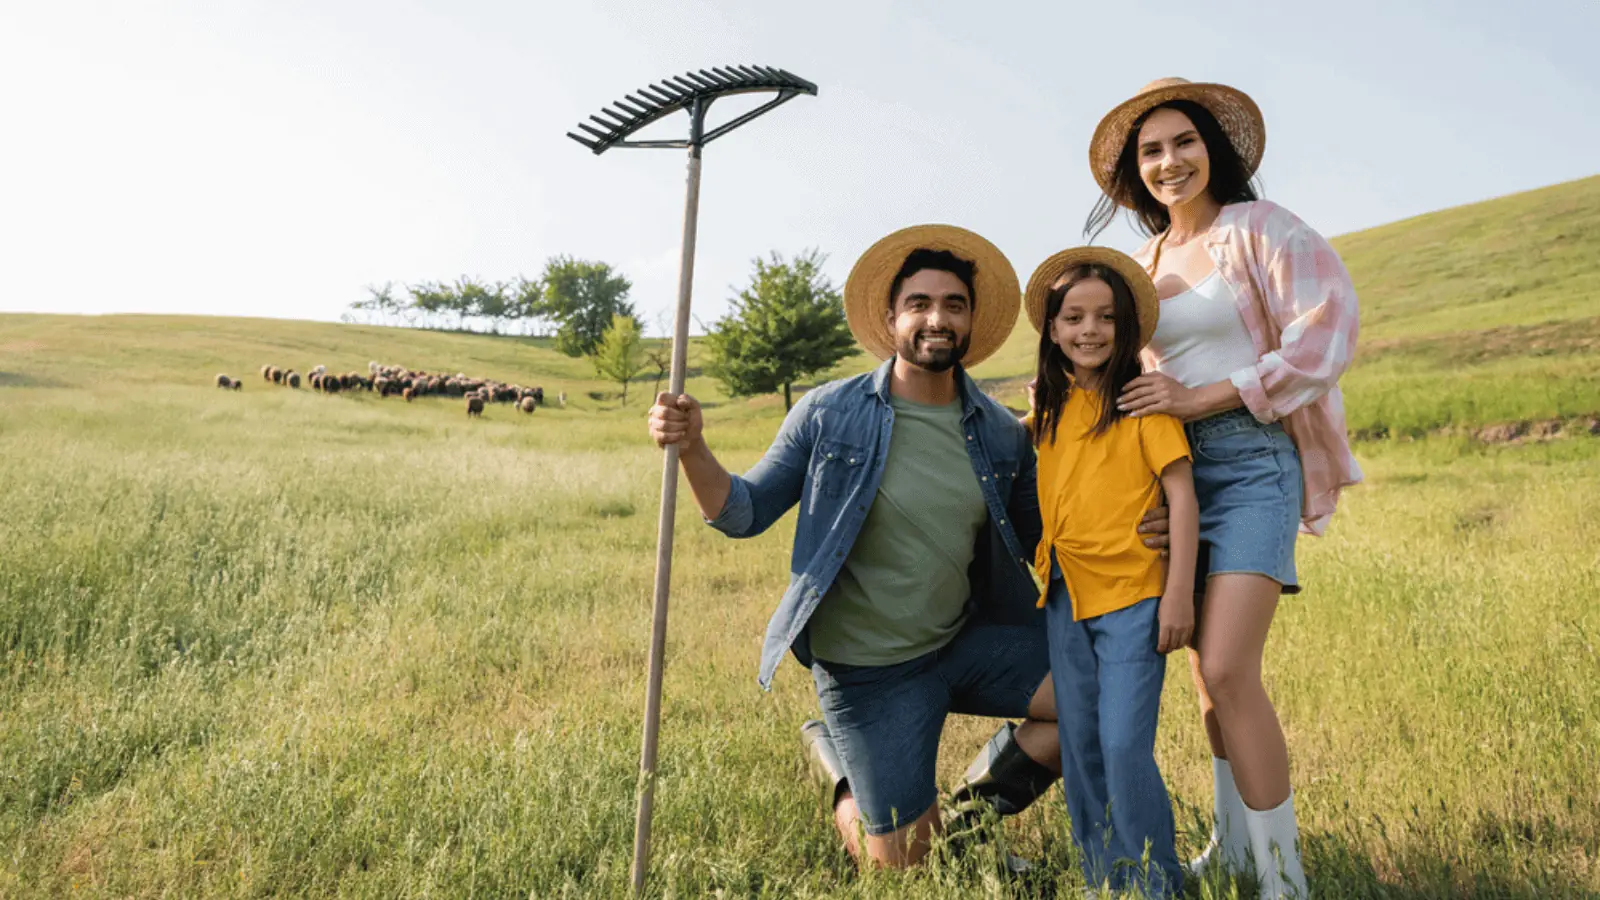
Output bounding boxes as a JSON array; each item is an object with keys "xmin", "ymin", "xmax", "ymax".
[{"xmin": 859, "ymin": 804, "xmax": 941, "ymax": 869}]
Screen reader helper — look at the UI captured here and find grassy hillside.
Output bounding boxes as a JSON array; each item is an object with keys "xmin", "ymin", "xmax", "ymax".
[
  {"xmin": 5, "ymin": 175, "xmax": 1597, "ymax": 434},
  {"xmin": 0, "ymin": 178, "xmax": 1597, "ymax": 898}
]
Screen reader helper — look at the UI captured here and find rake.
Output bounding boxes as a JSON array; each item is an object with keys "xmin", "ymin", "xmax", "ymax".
[{"xmin": 567, "ymin": 64, "xmax": 817, "ymax": 896}]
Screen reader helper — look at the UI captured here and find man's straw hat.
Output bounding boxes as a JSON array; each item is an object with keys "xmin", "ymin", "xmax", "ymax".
[
  {"xmin": 1089, "ymin": 77, "xmax": 1265, "ymax": 207},
  {"xmin": 1024, "ymin": 246, "xmax": 1160, "ymax": 350},
  {"xmin": 843, "ymin": 224, "xmax": 1020, "ymax": 367}
]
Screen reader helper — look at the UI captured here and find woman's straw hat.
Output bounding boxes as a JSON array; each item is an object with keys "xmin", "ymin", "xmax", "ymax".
[
  {"xmin": 1024, "ymin": 246, "xmax": 1160, "ymax": 349},
  {"xmin": 1089, "ymin": 77, "xmax": 1265, "ymax": 207},
  {"xmin": 843, "ymin": 224, "xmax": 1020, "ymax": 367}
]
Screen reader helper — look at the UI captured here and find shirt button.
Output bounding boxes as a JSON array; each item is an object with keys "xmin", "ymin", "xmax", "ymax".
[
  {"xmin": 999, "ymin": 518, "xmax": 1006, "ymax": 525},
  {"xmin": 981, "ymin": 475, "xmax": 988, "ymax": 481},
  {"xmin": 848, "ymin": 458, "xmax": 856, "ymax": 464},
  {"xmin": 966, "ymin": 434, "xmax": 973, "ymax": 441}
]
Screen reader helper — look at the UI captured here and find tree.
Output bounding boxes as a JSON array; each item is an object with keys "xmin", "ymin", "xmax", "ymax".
[
  {"xmin": 644, "ymin": 339, "xmax": 672, "ymax": 398},
  {"xmin": 538, "ymin": 257, "xmax": 634, "ymax": 357},
  {"xmin": 455, "ymin": 277, "xmax": 508, "ymax": 333},
  {"xmin": 591, "ymin": 313, "xmax": 648, "ymax": 406},
  {"xmin": 407, "ymin": 281, "xmax": 457, "ymax": 329},
  {"xmin": 704, "ymin": 249, "xmax": 857, "ymax": 411},
  {"xmin": 511, "ymin": 276, "xmax": 548, "ymax": 336}
]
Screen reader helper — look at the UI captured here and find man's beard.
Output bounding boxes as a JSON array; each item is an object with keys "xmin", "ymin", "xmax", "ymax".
[{"xmin": 896, "ymin": 329, "xmax": 970, "ymax": 373}]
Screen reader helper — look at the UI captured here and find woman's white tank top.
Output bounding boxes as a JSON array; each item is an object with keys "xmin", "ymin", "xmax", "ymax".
[{"xmin": 1146, "ymin": 270, "xmax": 1260, "ymax": 389}]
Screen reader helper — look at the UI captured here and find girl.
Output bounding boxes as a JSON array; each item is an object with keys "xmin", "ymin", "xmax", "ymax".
[
  {"xmin": 1024, "ymin": 247, "xmax": 1198, "ymax": 898},
  {"xmin": 1086, "ymin": 77, "xmax": 1362, "ymax": 899}
]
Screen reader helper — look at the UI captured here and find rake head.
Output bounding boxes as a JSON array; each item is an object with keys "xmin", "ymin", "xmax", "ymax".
[{"xmin": 566, "ymin": 65, "xmax": 817, "ymax": 154}]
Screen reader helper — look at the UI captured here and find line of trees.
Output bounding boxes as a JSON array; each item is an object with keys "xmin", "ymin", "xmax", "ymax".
[
  {"xmin": 345, "ymin": 257, "xmax": 634, "ymax": 358},
  {"xmin": 353, "ymin": 249, "xmax": 858, "ymax": 410}
]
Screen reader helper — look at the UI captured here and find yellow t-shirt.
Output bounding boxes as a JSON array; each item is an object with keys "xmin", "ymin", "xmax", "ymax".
[{"xmin": 1033, "ymin": 388, "xmax": 1191, "ymax": 620}]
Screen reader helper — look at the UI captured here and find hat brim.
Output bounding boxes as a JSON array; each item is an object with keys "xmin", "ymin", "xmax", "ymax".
[
  {"xmin": 1024, "ymin": 246, "xmax": 1159, "ymax": 350},
  {"xmin": 843, "ymin": 224, "xmax": 1020, "ymax": 367},
  {"xmin": 1090, "ymin": 82, "xmax": 1265, "ymax": 207}
]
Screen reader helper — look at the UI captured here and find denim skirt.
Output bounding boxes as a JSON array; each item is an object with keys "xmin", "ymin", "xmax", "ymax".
[{"xmin": 1184, "ymin": 408, "xmax": 1304, "ymax": 593}]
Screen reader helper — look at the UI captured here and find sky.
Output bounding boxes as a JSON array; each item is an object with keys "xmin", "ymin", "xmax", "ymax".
[{"xmin": 2, "ymin": 0, "xmax": 1596, "ymax": 335}]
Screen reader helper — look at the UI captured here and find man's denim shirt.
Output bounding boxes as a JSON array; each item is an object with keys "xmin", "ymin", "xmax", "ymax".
[{"xmin": 706, "ymin": 358, "xmax": 1044, "ymax": 690}]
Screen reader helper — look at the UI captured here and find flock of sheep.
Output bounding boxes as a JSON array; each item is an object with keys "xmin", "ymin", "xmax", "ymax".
[{"xmin": 215, "ymin": 361, "xmax": 563, "ymax": 417}]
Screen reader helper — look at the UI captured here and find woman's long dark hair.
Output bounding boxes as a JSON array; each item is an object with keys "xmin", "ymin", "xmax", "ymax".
[
  {"xmin": 1084, "ymin": 99, "xmax": 1260, "ymax": 242},
  {"xmin": 1032, "ymin": 264, "xmax": 1146, "ymax": 448}
]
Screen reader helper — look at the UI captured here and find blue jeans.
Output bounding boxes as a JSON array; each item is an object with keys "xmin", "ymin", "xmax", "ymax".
[
  {"xmin": 811, "ymin": 620, "xmax": 1049, "ymax": 836},
  {"xmin": 1045, "ymin": 565, "xmax": 1182, "ymax": 896}
]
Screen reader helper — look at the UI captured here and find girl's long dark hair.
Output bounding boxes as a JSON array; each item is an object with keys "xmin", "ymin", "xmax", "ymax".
[
  {"xmin": 1084, "ymin": 99, "xmax": 1260, "ymax": 242},
  {"xmin": 1032, "ymin": 264, "xmax": 1146, "ymax": 448}
]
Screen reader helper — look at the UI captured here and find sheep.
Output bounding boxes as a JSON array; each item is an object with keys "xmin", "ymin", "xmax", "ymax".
[
  {"xmin": 260, "ymin": 365, "xmax": 272, "ymax": 382},
  {"xmin": 216, "ymin": 374, "xmax": 235, "ymax": 389},
  {"xmin": 466, "ymin": 394, "xmax": 484, "ymax": 417},
  {"xmin": 519, "ymin": 396, "xmax": 536, "ymax": 414},
  {"xmin": 323, "ymin": 376, "xmax": 341, "ymax": 395},
  {"xmin": 557, "ymin": 391, "xmax": 566, "ymax": 408},
  {"xmin": 231, "ymin": 380, "xmax": 241, "ymax": 391},
  {"xmin": 374, "ymin": 377, "xmax": 391, "ymax": 396},
  {"xmin": 270, "ymin": 367, "xmax": 284, "ymax": 385},
  {"xmin": 286, "ymin": 371, "xmax": 301, "ymax": 389},
  {"xmin": 402, "ymin": 387, "xmax": 415, "ymax": 402},
  {"xmin": 309, "ymin": 364, "xmax": 327, "ymax": 377}
]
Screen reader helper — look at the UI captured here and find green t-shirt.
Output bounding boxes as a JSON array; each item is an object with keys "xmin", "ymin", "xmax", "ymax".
[{"xmin": 807, "ymin": 394, "xmax": 988, "ymax": 665}]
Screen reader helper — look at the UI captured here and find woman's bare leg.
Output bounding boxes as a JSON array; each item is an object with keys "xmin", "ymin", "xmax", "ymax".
[{"xmin": 1191, "ymin": 573, "xmax": 1290, "ymax": 810}]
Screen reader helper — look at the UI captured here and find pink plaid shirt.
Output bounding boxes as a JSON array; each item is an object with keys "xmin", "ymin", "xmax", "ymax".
[{"xmin": 1134, "ymin": 200, "xmax": 1363, "ymax": 536}]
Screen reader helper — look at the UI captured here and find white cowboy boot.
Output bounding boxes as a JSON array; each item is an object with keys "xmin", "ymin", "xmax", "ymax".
[
  {"xmin": 1188, "ymin": 756, "xmax": 1251, "ymax": 876},
  {"xmin": 1244, "ymin": 791, "xmax": 1308, "ymax": 899}
]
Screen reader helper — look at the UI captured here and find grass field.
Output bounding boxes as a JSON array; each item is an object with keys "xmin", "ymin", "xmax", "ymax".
[{"xmin": 1, "ymin": 177, "xmax": 1598, "ymax": 897}]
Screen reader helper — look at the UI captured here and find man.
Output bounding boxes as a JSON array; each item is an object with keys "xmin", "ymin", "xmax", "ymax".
[{"xmin": 648, "ymin": 225, "xmax": 1168, "ymax": 868}]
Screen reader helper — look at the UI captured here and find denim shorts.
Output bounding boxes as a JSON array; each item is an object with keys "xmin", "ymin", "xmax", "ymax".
[
  {"xmin": 810, "ymin": 620, "xmax": 1049, "ymax": 835},
  {"xmin": 1184, "ymin": 408, "xmax": 1304, "ymax": 593}
]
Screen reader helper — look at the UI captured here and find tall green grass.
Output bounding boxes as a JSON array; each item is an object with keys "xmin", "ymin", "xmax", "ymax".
[{"xmin": 2, "ymin": 364, "xmax": 1597, "ymax": 897}]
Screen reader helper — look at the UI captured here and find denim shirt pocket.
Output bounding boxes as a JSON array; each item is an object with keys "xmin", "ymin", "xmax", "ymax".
[
  {"xmin": 988, "ymin": 452, "xmax": 1018, "ymax": 496},
  {"xmin": 813, "ymin": 438, "xmax": 869, "ymax": 498}
]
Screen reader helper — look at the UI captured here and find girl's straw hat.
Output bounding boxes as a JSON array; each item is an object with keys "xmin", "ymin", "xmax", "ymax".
[
  {"xmin": 1089, "ymin": 77, "xmax": 1265, "ymax": 207},
  {"xmin": 843, "ymin": 224, "xmax": 1020, "ymax": 366},
  {"xmin": 1024, "ymin": 246, "xmax": 1160, "ymax": 349}
]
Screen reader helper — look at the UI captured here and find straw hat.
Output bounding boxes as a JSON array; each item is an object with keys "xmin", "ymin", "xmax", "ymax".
[
  {"xmin": 1089, "ymin": 77, "xmax": 1265, "ymax": 206},
  {"xmin": 1024, "ymin": 246, "xmax": 1160, "ymax": 349},
  {"xmin": 843, "ymin": 224, "xmax": 1020, "ymax": 367}
]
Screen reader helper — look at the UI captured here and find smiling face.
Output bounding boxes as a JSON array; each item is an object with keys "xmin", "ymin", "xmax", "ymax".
[
  {"xmin": 1048, "ymin": 276, "xmax": 1116, "ymax": 381},
  {"xmin": 1136, "ymin": 106, "xmax": 1212, "ymax": 210},
  {"xmin": 886, "ymin": 268, "xmax": 973, "ymax": 373}
]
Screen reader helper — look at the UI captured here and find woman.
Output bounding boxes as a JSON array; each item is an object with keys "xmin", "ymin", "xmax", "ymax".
[{"xmin": 1084, "ymin": 77, "xmax": 1362, "ymax": 899}]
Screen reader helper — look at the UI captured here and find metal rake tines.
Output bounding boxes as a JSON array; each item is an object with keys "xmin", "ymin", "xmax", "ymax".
[{"xmin": 566, "ymin": 64, "xmax": 818, "ymax": 154}]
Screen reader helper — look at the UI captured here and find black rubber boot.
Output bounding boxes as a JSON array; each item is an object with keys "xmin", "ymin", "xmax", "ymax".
[
  {"xmin": 800, "ymin": 719, "xmax": 850, "ymax": 809},
  {"xmin": 945, "ymin": 722, "xmax": 1059, "ymax": 846}
]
